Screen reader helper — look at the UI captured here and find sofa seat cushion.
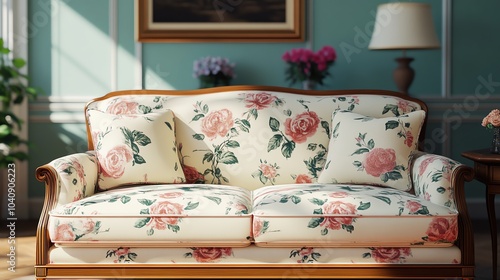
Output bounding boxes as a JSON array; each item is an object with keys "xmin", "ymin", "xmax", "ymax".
[
  {"xmin": 252, "ymin": 184, "xmax": 458, "ymax": 248},
  {"xmin": 48, "ymin": 245, "xmax": 461, "ymax": 264},
  {"xmin": 48, "ymin": 184, "xmax": 252, "ymax": 247}
]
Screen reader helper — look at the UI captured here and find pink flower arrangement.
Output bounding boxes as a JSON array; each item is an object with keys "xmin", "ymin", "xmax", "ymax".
[
  {"xmin": 282, "ymin": 45, "xmax": 337, "ymax": 86},
  {"xmin": 482, "ymin": 109, "xmax": 500, "ymax": 129}
]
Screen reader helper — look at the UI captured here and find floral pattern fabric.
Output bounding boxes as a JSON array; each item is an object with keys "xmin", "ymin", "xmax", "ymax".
[
  {"xmin": 86, "ymin": 91, "xmax": 422, "ymax": 190},
  {"xmin": 49, "ymin": 152, "xmax": 98, "ymax": 207},
  {"xmin": 41, "ymin": 90, "xmax": 471, "ymax": 267},
  {"xmin": 252, "ymin": 184, "xmax": 457, "ymax": 247},
  {"xmin": 47, "ymin": 182, "xmax": 458, "ymax": 248},
  {"xmin": 318, "ymin": 110, "xmax": 426, "ymax": 191},
  {"xmin": 48, "ymin": 184, "xmax": 252, "ymax": 245},
  {"xmin": 87, "ymin": 110, "xmax": 185, "ymax": 190},
  {"xmin": 412, "ymin": 152, "xmax": 463, "ymax": 210},
  {"xmin": 48, "ymin": 245, "xmax": 461, "ymax": 264}
]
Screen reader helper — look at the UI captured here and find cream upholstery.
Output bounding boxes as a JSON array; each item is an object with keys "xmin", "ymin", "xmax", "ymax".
[{"xmin": 35, "ymin": 86, "xmax": 475, "ymax": 279}]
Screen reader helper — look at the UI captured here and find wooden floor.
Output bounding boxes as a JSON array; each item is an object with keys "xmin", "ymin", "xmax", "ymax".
[{"xmin": 1, "ymin": 219, "xmax": 498, "ymax": 280}]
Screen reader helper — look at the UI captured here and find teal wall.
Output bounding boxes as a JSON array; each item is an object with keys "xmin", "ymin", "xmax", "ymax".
[
  {"xmin": 27, "ymin": 0, "xmax": 500, "ymax": 203},
  {"xmin": 452, "ymin": 0, "xmax": 500, "ymax": 95}
]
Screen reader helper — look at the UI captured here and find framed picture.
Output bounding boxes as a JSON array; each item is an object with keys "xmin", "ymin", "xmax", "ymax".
[{"xmin": 136, "ymin": 0, "xmax": 305, "ymax": 42}]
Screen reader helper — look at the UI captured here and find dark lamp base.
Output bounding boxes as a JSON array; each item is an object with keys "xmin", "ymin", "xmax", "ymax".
[{"xmin": 393, "ymin": 57, "xmax": 415, "ymax": 95}]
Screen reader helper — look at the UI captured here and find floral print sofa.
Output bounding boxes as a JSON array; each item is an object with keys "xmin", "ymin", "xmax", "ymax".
[{"xmin": 35, "ymin": 86, "xmax": 475, "ymax": 279}]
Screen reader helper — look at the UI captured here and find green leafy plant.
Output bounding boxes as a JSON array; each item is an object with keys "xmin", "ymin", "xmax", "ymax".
[{"xmin": 0, "ymin": 38, "xmax": 39, "ymax": 167}]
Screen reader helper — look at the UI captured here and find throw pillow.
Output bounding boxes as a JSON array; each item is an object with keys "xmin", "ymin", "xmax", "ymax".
[
  {"xmin": 318, "ymin": 110, "xmax": 426, "ymax": 191},
  {"xmin": 87, "ymin": 110, "xmax": 185, "ymax": 190}
]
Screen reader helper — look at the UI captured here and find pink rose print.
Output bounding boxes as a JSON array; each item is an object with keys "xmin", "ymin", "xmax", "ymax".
[
  {"xmin": 182, "ymin": 165, "xmax": 205, "ymax": 184},
  {"xmin": 329, "ymin": 191, "xmax": 349, "ymax": 198},
  {"xmin": 147, "ymin": 201, "xmax": 184, "ymax": 230},
  {"xmin": 107, "ymin": 99, "xmax": 139, "ymax": 115},
  {"xmin": 295, "ymin": 174, "xmax": 313, "ymax": 183},
  {"xmin": 260, "ymin": 163, "xmax": 278, "ymax": 179},
  {"xmin": 73, "ymin": 190, "xmax": 84, "ymax": 202},
  {"xmin": 370, "ymin": 248, "xmax": 412, "ymax": 263},
  {"xmin": 397, "ymin": 100, "xmax": 410, "ymax": 113},
  {"xmin": 284, "ymin": 111, "xmax": 320, "ymax": 143},
  {"xmin": 405, "ymin": 200, "xmax": 422, "ymax": 214},
  {"xmin": 60, "ymin": 157, "xmax": 86, "ymax": 185},
  {"xmin": 425, "ymin": 217, "xmax": 458, "ymax": 242},
  {"xmin": 253, "ymin": 161, "xmax": 280, "ymax": 185},
  {"xmin": 82, "ymin": 219, "xmax": 96, "ymax": 233},
  {"xmin": 201, "ymin": 109, "xmax": 234, "ymax": 139},
  {"xmin": 159, "ymin": 192, "xmax": 183, "ymax": 199},
  {"xmin": 245, "ymin": 92, "xmax": 277, "ymax": 110},
  {"xmin": 363, "ymin": 148, "xmax": 397, "ymax": 177},
  {"xmin": 290, "ymin": 247, "xmax": 321, "ymax": 263},
  {"xmin": 179, "ymin": 143, "xmax": 205, "ymax": 183},
  {"xmin": 72, "ymin": 159, "xmax": 85, "ymax": 181},
  {"xmin": 253, "ymin": 218, "xmax": 269, "ymax": 237},
  {"xmin": 191, "ymin": 248, "xmax": 232, "ymax": 263},
  {"xmin": 404, "ymin": 131, "xmax": 414, "ymax": 147},
  {"xmin": 418, "ymin": 156, "xmax": 437, "ymax": 176},
  {"xmin": 418, "ymin": 156, "xmax": 454, "ymax": 182},
  {"xmin": 442, "ymin": 162, "xmax": 453, "ymax": 182},
  {"xmin": 115, "ymin": 247, "xmax": 129, "ymax": 258},
  {"xmin": 299, "ymin": 247, "xmax": 314, "ymax": 256},
  {"xmin": 53, "ymin": 224, "xmax": 76, "ymax": 241},
  {"xmin": 352, "ymin": 96, "xmax": 360, "ymax": 105},
  {"xmin": 56, "ymin": 157, "xmax": 87, "ymax": 189},
  {"xmin": 99, "ymin": 145, "xmax": 133, "ymax": 179},
  {"xmin": 320, "ymin": 201, "xmax": 357, "ymax": 231},
  {"xmin": 234, "ymin": 203, "xmax": 248, "ymax": 213},
  {"xmin": 424, "ymin": 192, "xmax": 431, "ymax": 201},
  {"xmin": 106, "ymin": 247, "xmax": 137, "ymax": 263}
]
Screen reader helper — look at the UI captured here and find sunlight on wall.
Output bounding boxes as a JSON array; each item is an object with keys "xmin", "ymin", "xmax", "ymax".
[
  {"xmin": 144, "ymin": 64, "xmax": 175, "ymax": 90},
  {"xmin": 52, "ymin": 1, "xmax": 175, "ymax": 94},
  {"xmin": 52, "ymin": 1, "xmax": 111, "ymax": 96}
]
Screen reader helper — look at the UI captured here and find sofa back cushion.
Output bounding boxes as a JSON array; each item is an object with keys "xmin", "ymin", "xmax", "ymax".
[{"xmin": 86, "ymin": 89, "xmax": 424, "ymax": 190}]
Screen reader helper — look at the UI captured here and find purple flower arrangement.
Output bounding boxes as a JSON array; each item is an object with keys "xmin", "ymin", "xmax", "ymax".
[
  {"xmin": 282, "ymin": 46, "xmax": 337, "ymax": 87},
  {"xmin": 193, "ymin": 56, "xmax": 236, "ymax": 88}
]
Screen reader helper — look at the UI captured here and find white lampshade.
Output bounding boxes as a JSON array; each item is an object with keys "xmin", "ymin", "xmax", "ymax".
[{"xmin": 368, "ymin": 2, "xmax": 440, "ymax": 50}]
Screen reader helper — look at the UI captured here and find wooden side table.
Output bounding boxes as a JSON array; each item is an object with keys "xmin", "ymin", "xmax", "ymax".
[{"xmin": 462, "ymin": 149, "xmax": 500, "ymax": 280}]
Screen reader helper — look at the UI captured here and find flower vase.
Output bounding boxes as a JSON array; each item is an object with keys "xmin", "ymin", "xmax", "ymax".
[
  {"xmin": 302, "ymin": 80, "xmax": 317, "ymax": 90},
  {"xmin": 199, "ymin": 76, "xmax": 230, "ymax": 89},
  {"xmin": 199, "ymin": 79, "xmax": 216, "ymax": 89},
  {"xmin": 491, "ymin": 127, "xmax": 500, "ymax": 154}
]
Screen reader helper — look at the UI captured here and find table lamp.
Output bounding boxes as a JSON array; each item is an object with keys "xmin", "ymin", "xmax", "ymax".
[{"xmin": 368, "ymin": 2, "xmax": 440, "ymax": 95}]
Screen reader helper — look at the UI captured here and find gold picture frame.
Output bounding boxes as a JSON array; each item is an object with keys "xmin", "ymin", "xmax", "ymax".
[{"xmin": 136, "ymin": 0, "xmax": 305, "ymax": 42}]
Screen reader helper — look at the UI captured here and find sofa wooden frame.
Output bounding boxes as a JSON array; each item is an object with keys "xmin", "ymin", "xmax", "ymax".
[{"xmin": 35, "ymin": 86, "xmax": 475, "ymax": 279}]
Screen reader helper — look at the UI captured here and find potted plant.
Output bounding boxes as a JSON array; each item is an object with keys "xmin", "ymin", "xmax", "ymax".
[
  {"xmin": 0, "ymin": 38, "xmax": 39, "ymax": 167},
  {"xmin": 193, "ymin": 56, "xmax": 236, "ymax": 88}
]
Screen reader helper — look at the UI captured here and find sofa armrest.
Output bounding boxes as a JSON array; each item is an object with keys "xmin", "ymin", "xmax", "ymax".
[
  {"xmin": 411, "ymin": 151, "xmax": 473, "ymax": 210},
  {"xmin": 35, "ymin": 151, "xmax": 98, "ymax": 209},
  {"xmin": 35, "ymin": 151, "xmax": 98, "ymax": 265},
  {"xmin": 411, "ymin": 151, "xmax": 475, "ymax": 265}
]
